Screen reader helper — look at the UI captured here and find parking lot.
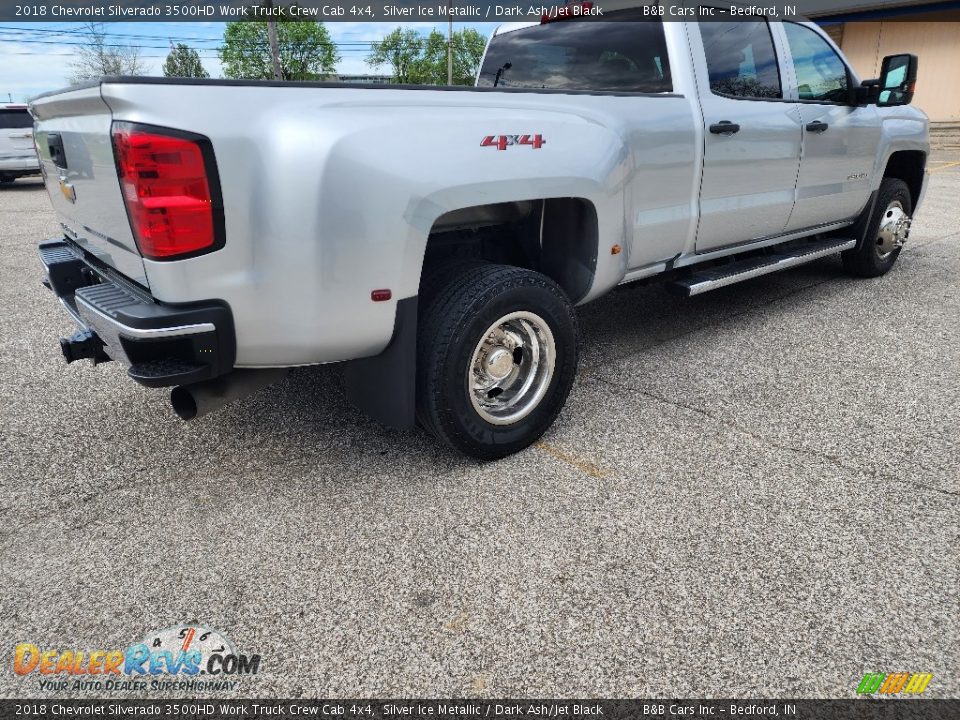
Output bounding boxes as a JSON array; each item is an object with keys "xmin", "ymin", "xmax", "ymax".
[{"xmin": 2, "ymin": 155, "xmax": 958, "ymax": 699}]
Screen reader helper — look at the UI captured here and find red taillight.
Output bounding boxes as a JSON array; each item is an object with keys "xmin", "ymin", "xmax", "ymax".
[{"xmin": 112, "ymin": 122, "xmax": 222, "ymax": 260}]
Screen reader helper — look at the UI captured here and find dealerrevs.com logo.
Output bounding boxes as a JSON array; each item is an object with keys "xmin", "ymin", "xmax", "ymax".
[
  {"xmin": 856, "ymin": 672, "xmax": 933, "ymax": 696},
  {"xmin": 13, "ymin": 625, "xmax": 260, "ymax": 692}
]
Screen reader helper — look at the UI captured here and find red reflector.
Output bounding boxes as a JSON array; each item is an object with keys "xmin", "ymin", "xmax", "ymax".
[
  {"xmin": 371, "ymin": 289, "xmax": 392, "ymax": 302},
  {"xmin": 112, "ymin": 122, "xmax": 219, "ymax": 260}
]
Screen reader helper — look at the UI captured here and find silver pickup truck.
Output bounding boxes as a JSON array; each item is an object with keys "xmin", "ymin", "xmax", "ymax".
[{"xmin": 30, "ymin": 11, "xmax": 928, "ymax": 459}]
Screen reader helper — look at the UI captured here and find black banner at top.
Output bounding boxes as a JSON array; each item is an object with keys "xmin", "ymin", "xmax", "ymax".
[{"xmin": 1, "ymin": 0, "xmax": 958, "ymax": 23}]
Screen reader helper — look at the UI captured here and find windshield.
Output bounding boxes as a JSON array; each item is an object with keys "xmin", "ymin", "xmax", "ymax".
[{"xmin": 477, "ymin": 20, "xmax": 672, "ymax": 93}]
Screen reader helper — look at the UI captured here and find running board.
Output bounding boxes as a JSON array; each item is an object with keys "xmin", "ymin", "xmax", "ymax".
[{"xmin": 668, "ymin": 238, "xmax": 856, "ymax": 297}]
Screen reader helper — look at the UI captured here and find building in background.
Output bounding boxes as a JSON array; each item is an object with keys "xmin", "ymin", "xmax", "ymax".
[{"xmin": 810, "ymin": 1, "xmax": 960, "ymax": 122}]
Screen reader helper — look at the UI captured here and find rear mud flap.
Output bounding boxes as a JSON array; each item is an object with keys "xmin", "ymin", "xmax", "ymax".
[{"xmin": 343, "ymin": 297, "xmax": 417, "ymax": 431}]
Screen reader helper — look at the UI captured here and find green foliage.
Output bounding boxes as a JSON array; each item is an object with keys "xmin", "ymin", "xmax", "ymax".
[
  {"xmin": 364, "ymin": 28, "xmax": 423, "ymax": 84},
  {"xmin": 423, "ymin": 28, "xmax": 488, "ymax": 85},
  {"xmin": 367, "ymin": 28, "xmax": 488, "ymax": 86},
  {"xmin": 219, "ymin": 17, "xmax": 339, "ymax": 80},
  {"xmin": 163, "ymin": 44, "xmax": 209, "ymax": 79}
]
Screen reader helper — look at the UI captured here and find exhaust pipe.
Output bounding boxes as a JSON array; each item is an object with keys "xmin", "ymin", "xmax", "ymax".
[{"xmin": 170, "ymin": 368, "xmax": 289, "ymax": 421}]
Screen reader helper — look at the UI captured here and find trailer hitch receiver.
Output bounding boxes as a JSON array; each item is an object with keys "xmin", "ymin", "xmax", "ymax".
[{"xmin": 60, "ymin": 329, "xmax": 111, "ymax": 365}]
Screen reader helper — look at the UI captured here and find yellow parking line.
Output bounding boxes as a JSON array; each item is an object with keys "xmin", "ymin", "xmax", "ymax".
[
  {"xmin": 535, "ymin": 441, "xmax": 608, "ymax": 478},
  {"xmin": 929, "ymin": 161, "xmax": 960, "ymax": 173}
]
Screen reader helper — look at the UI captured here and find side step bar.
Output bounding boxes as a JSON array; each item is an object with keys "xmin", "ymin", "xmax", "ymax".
[{"xmin": 668, "ymin": 238, "xmax": 856, "ymax": 297}]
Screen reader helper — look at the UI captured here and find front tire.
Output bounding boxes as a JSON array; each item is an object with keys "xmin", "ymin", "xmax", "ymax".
[
  {"xmin": 416, "ymin": 263, "xmax": 579, "ymax": 460},
  {"xmin": 842, "ymin": 177, "xmax": 913, "ymax": 278}
]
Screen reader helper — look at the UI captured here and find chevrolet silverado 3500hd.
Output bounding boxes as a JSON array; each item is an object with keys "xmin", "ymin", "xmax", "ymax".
[{"xmin": 30, "ymin": 12, "xmax": 929, "ymax": 459}]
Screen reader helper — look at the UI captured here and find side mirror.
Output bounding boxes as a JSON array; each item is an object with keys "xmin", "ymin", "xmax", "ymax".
[{"xmin": 861, "ymin": 53, "xmax": 918, "ymax": 107}]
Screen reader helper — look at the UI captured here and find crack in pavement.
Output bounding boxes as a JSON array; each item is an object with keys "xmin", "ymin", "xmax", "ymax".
[
  {"xmin": 576, "ymin": 249, "xmax": 958, "ymax": 500},
  {"xmin": 911, "ymin": 231, "xmax": 960, "ymax": 250},
  {"xmin": 579, "ymin": 277, "xmax": 838, "ymax": 379},
  {"xmin": 591, "ymin": 374, "xmax": 959, "ymax": 501}
]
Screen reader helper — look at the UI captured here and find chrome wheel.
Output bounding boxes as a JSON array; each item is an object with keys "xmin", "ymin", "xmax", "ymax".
[
  {"xmin": 467, "ymin": 311, "xmax": 556, "ymax": 426},
  {"xmin": 876, "ymin": 200, "xmax": 911, "ymax": 259}
]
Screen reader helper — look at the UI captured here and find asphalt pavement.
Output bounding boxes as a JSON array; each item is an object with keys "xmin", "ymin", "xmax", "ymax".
[{"xmin": 1, "ymin": 158, "xmax": 958, "ymax": 699}]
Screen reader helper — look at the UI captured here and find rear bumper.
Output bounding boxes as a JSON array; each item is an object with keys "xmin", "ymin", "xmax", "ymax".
[
  {"xmin": 39, "ymin": 238, "xmax": 235, "ymax": 388},
  {"xmin": 0, "ymin": 154, "xmax": 40, "ymax": 174}
]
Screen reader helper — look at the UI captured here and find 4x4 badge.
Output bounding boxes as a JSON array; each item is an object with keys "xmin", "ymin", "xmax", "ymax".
[{"xmin": 481, "ymin": 134, "xmax": 545, "ymax": 151}]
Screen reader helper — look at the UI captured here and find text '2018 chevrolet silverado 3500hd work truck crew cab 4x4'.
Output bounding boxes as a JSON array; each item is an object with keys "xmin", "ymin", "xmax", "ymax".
[{"xmin": 30, "ymin": 8, "xmax": 929, "ymax": 459}]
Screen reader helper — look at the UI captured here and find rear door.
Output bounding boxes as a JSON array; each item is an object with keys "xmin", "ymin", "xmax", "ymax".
[
  {"xmin": 779, "ymin": 21, "xmax": 880, "ymax": 231},
  {"xmin": 692, "ymin": 19, "xmax": 803, "ymax": 252}
]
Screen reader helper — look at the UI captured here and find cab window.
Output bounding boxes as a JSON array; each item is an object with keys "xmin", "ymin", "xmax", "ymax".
[
  {"xmin": 784, "ymin": 22, "xmax": 850, "ymax": 102},
  {"xmin": 477, "ymin": 19, "xmax": 672, "ymax": 93},
  {"xmin": 700, "ymin": 21, "xmax": 782, "ymax": 99}
]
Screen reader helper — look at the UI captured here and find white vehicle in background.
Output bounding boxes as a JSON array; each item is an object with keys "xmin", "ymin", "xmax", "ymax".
[{"xmin": 1, "ymin": 104, "xmax": 40, "ymax": 184}]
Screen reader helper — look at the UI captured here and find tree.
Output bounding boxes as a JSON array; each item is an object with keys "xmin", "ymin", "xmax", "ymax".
[
  {"xmin": 69, "ymin": 23, "xmax": 145, "ymax": 84},
  {"xmin": 411, "ymin": 30, "xmax": 448, "ymax": 84},
  {"xmin": 163, "ymin": 44, "xmax": 209, "ymax": 79},
  {"xmin": 365, "ymin": 28, "xmax": 423, "ymax": 84},
  {"xmin": 219, "ymin": 17, "xmax": 339, "ymax": 81},
  {"xmin": 451, "ymin": 28, "xmax": 488, "ymax": 85},
  {"xmin": 415, "ymin": 28, "xmax": 487, "ymax": 85},
  {"xmin": 367, "ymin": 28, "xmax": 487, "ymax": 86}
]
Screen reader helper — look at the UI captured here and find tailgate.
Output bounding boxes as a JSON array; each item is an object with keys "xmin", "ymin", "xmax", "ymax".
[{"xmin": 31, "ymin": 84, "xmax": 148, "ymax": 287}]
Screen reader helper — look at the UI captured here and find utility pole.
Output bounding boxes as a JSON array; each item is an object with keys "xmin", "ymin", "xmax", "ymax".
[
  {"xmin": 447, "ymin": 2, "xmax": 453, "ymax": 86},
  {"xmin": 266, "ymin": 0, "xmax": 282, "ymax": 81}
]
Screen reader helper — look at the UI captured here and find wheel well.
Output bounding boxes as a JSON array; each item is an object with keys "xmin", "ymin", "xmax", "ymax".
[
  {"xmin": 421, "ymin": 198, "xmax": 599, "ymax": 303},
  {"xmin": 883, "ymin": 150, "xmax": 926, "ymax": 210}
]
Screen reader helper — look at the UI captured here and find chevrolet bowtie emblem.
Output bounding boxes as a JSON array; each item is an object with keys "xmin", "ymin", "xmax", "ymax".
[{"xmin": 58, "ymin": 177, "xmax": 76, "ymax": 203}]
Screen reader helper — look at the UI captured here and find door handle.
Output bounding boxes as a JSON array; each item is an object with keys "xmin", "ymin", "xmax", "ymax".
[
  {"xmin": 805, "ymin": 121, "xmax": 829, "ymax": 133},
  {"xmin": 709, "ymin": 121, "xmax": 740, "ymax": 135},
  {"xmin": 46, "ymin": 133, "xmax": 67, "ymax": 169}
]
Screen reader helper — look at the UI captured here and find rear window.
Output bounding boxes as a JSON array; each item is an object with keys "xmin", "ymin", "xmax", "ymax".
[
  {"xmin": 700, "ymin": 21, "xmax": 782, "ymax": 99},
  {"xmin": 477, "ymin": 19, "xmax": 672, "ymax": 93},
  {"xmin": 0, "ymin": 109, "xmax": 32, "ymax": 129}
]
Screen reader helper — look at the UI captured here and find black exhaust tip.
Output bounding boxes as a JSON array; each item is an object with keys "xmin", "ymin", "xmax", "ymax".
[
  {"xmin": 170, "ymin": 386, "xmax": 199, "ymax": 420},
  {"xmin": 170, "ymin": 369, "xmax": 288, "ymax": 422}
]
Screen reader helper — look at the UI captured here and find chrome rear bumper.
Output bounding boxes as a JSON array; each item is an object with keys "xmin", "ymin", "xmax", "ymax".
[{"xmin": 39, "ymin": 238, "xmax": 235, "ymax": 388}]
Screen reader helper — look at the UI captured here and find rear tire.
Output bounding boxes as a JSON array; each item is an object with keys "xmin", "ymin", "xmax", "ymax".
[
  {"xmin": 418, "ymin": 257, "xmax": 486, "ymax": 309},
  {"xmin": 842, "ymin": 177, "xmax": 912, "ymax": 278},
  {"xmin": 416, "ymin": 263, "xmax": 579, "ymax": 460}
]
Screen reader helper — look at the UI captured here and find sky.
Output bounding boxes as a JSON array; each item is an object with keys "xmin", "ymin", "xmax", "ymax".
[{"xmin": 0, "ymin": 21, "xmax": 501, "ymax": 101}]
